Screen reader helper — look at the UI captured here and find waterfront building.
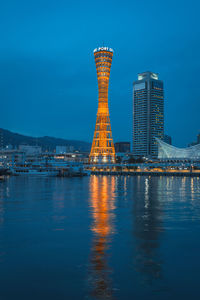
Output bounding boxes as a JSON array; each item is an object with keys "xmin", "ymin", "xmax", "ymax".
[
  {"xmin": 133, "ymin": 71, "xmax": 164, "ymax": 158},
  {"xmin": 56, "ymin": 145, "xmax": 74, "ymax": 154},
  {"xmin": 54, "ymin": 152, "xmax": 89, "ymax": 163},
  {"xmin": 89, "ymin": 47, "xmax": 115, "ymax": 163},
  {"xmin": 188, "ymin": 133, "xmax": 200, "ymax": 147},
  {"xmin": 198, "ymin": 133, "xmax": 200, "ymax": 144},
  {"xmin": 157, "ymin": 138, "xmax": 200, "ymax": 160},
  {"xmin": 18, "ymin": 145, "xmax": 42, "ymax": 156},
  {"xmin": 5, "ymin": 144, "xmax": 13, "ymax": 150},
  {"xmin": 164, "ymin": 135, "xmax": 172, "ymax": 145},
  {"xmin": 115, "ymin": 142, "xmax": 130, "ymax": 153},
  {"xmin": 188, "ymin": 141, "xmax": 197, "ymax": 147},
  {"xmin": 56, "ymin": 146, "xmax": 67, "ymax": 154},
  {"xmin": 0, "ymin": 150, "xmax": 25, "ymax": 165}
]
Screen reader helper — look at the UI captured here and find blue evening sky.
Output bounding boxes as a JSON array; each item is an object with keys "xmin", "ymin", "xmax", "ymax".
[{"xmin": 0, "ymin": 0, "xmax": 200, "ymax": 147}]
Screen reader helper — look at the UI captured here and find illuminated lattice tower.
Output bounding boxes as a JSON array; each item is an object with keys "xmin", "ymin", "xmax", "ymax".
[{"xmin": 89, "ymin": 47, "xmax": 115, "ymax": 164}]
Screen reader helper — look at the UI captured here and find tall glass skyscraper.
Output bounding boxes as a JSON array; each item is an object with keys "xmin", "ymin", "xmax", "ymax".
[{"xmin": 133, "ymin": 71, "xmax": 164, "ymax": 158}]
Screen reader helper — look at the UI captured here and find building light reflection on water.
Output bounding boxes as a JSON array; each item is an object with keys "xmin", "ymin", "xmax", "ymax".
[
  {"xmin": 191, "ymin": 178, "xmax": 194, "ymax": 201},
  {"xmin": 88, "ymin": 175, "xmax": 116, "ymax": 299},
  {"xmin": 0, "ymin": 176, "xmax": 200, "ymax": 298},
  {"xmin": 133, "ymin": 177, "xmax": 164, "ymax": 285},
  {"xmin": 52, "ymin": 178, "xmax": 69, "ymax": 231},
  {"xmin": 0, "ymin": 180, "xmax": 8, "ymax": 263},
  {"xmin": 144, "ymin": 178, "xmax": 149, "ymax": 208}
]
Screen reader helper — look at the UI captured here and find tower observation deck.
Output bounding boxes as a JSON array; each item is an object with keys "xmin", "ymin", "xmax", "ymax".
[{"xmin": 89, "ymin": 47, "xmax": 115, "ymax": 163}]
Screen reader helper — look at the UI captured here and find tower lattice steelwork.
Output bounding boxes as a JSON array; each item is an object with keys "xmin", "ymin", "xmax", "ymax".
[{"xmin": 89, "ymin": 47, "xmax": 115, "ymax": 163}]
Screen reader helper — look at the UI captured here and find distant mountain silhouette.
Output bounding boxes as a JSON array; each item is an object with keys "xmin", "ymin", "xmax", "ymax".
[{"xmin": 0, "ymin": 128, "xmax": 91, "ymax": 152}]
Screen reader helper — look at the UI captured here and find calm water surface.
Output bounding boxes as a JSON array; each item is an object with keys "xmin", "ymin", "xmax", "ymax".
[{"xmin": 0, "ymin": 175, "xmax": 200, "ymax": 299}]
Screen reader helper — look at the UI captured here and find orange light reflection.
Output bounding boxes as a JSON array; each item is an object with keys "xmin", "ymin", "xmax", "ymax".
[{"xmin": 89, "ymin": 175, "xmax": 116, "ymax": 299}]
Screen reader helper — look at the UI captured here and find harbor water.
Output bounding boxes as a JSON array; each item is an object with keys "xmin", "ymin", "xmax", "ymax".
[{"xmin": 0, "ymin": 176, "xmax": 200, "ymax": 299}]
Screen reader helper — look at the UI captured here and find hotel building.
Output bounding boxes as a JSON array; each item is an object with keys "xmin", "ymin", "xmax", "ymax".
[{"xmin": 133, "ymin": 71, "xmax": 164, "ymax": 158}]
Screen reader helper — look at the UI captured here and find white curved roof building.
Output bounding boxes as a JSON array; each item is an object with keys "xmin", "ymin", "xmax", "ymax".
[{"xmin": 156, "ymin": 138, "xmax": 200, "ymax": 160}]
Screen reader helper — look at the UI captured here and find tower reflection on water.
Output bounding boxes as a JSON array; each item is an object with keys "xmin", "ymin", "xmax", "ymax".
[{"xmin": 89, "ymin": 175, "xmax": 116, "ymax": 299}]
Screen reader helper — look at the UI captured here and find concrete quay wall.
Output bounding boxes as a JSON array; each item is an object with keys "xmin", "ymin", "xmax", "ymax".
[{"xmin": 91, "ymin": 171, "xmax": 200, "ymax": 177}]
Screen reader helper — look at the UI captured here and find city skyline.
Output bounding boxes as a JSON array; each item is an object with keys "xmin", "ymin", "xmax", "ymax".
[{"xmin": 0, "ymin": 0, "xmax": 200, "ymax": 147}]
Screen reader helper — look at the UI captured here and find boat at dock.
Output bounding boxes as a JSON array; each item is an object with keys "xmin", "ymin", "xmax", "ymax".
[
  {"xmin": 10, "ymin": 165, "xmax": 59, "ymax": 176},
  {"xmin": 8, "ymin": 161, "xmax": 90, "ymax": 177}
]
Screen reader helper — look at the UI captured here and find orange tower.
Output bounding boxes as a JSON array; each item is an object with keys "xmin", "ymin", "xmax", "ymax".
[{"xmin": 89, "ymin": 47, "xmax": 115, "ymax": 163}]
